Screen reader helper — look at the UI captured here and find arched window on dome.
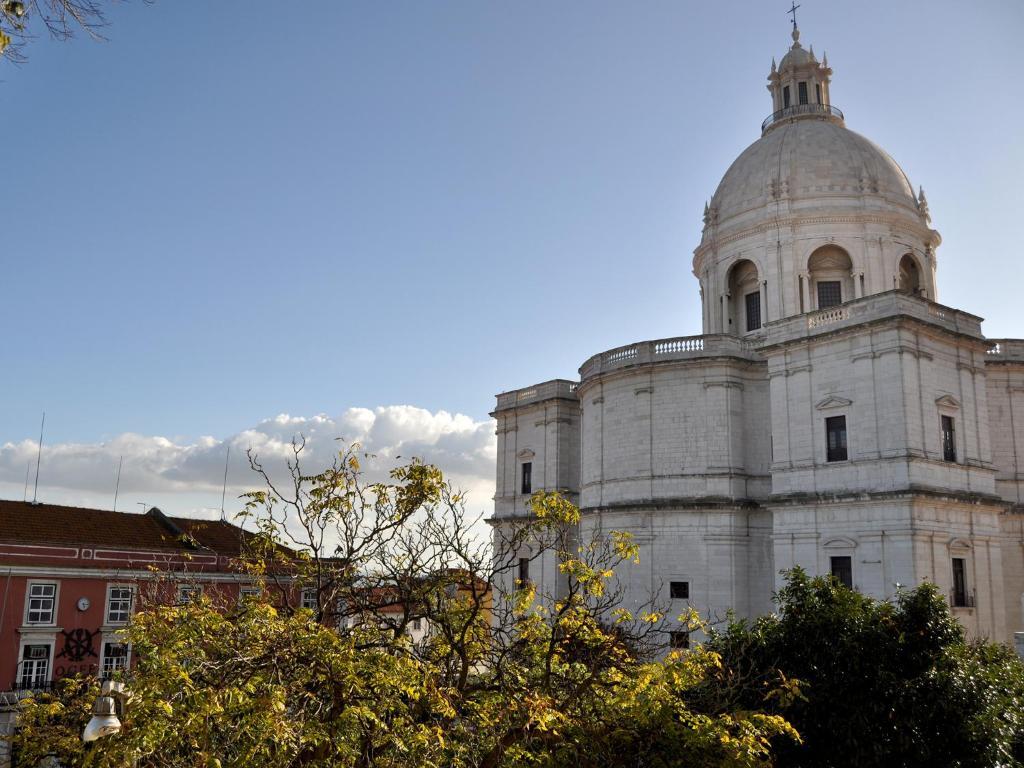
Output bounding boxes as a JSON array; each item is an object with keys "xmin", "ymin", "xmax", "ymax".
[
  {"xmin": 807, "ymin": 246, "xmax": 853, "ymax": 310},
  {"xmin": 898, "ymin": 254, "xmax": 924, "ymax": 297},
  {"xmin": 726, "ymin": 259, "xmax": 762, "ymax": 334}
]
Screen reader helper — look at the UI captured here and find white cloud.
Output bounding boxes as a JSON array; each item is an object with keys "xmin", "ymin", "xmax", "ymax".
[{"xmin": 0, "ymin": 406, "xmax": 497, "ymax": 520}]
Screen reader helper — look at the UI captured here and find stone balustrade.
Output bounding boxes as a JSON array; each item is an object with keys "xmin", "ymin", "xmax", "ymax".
[
  {"xmin": 986, "ymin": 339, "xmax": 1024, "ymax": 361},
  {"xmin": 494, "ymin": 379, "xmax": 578, "ymax": 411},
  {"xmin": 496, "ymin": 295, "xmax": 1011, "ymax": 413},
  {"xmin": 578, "ymin": 334, "xmax": 760, "ymax": 381},
  {"xmin": 767, "ymin": 290, "xmax": 986, "ymax": 345},
  {"xmin": 807, "ymin": 306, "xmax": 848, "ymax": 329}
]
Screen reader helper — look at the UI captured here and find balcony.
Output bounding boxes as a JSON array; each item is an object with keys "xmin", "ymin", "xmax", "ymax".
[
  {"xmin": 986, "ymin": 339, "xmax": 1024, "ymax": 361},
  {"xmin": 950, "ymin": 589, "xmax": 976, "ymax": 609},
  {"xmin": 10, "ymin": 680, "xmax": 55, "ymax": 693},
  {"xmin": 762, "ymin": 103, "xmax": 844, "ymax": 133},
  {"xmin": 579, "ymin": 334, "xmax": 762, "ymax": 381},
  {"xmin": 494, "ymin": 379, "xmax": 578, "ymax": 411}
]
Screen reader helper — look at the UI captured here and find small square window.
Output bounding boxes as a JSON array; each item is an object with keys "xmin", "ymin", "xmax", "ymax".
[
  {"xmin": 941, "ymin": 415, "xmax": 957, "ymax": 463},
  {"xmin": 817, "ymin": 281, "xmax": 843, "ymax": 309},
  {"xmin": 669, "ymin": 631, "xmax": 690, "ymax": 650},
  {"xmin": 106, "ymin": 586, "xmax": 134, "ymax": 624},
  {"xmin": 411, "ymin": 618, "xmax": 422, "ymax": 631},
  {"xmin": 521, "ymin": 462, "xmax": 532, "ymax": 495},
  {"xmin": 26, "ymin": 582, "xmax": 57, "ymax": 625},
  {"xmin": 176, "ymin": 585, "xmax": 202, "ymax": 605},
  {"xmin": 669, "ymin": 581, "xmax": 689, "ymax": 600},
  {"xmin": 826, "ymin": 416, "xmax": 848, "ymax": 462},
  {"xmin": 239, "ymin": 587, "xmax": 261, "ymax": 604},
  {"xmin": 830, "ymin": 556, "xmax": 853, "ymax": 589}
]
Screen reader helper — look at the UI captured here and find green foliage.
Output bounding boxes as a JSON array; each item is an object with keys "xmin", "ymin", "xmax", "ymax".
[
  {"xmin": 703, "ymin": 568, "xmax": 1024, "ymax": 768},
  {"xmin": 14, "ymin": 449, "xmax": 796, "ymax": 768}
]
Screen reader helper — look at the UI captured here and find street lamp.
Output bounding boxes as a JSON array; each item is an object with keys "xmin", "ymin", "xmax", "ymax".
[{"xmin": 83, "ymin": 680, "xmax": 128, "ymax": 743}]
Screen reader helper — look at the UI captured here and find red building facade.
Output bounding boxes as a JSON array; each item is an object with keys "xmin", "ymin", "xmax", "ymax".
[{"xmin": 0, "ymin": 501, "xmax": 267, "ymax": 695}]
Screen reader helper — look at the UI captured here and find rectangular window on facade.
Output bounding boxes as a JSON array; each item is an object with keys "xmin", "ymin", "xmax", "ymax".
[
  {"xmin": 301, "ymin": 588, "xmax": 318, "ymax": 611},
  {"xmin": 826, "ymin": 416, "xmax": 848, "ymax": 462},
  {"xmin": 830, "ymin": 556, "xmax": 853, "ymax": 589},
  {"xmin": 815, "ymin": 83, "xmax": 822, "ymax": 104},
  {"xmin": 26, "ymin": 582, "xmax": 57, "ymax": 625},
  {"xmin": 239, "ymin": 587, "xmax": 261, "ymax": 604},
  {"xmin": 411, "ymin": 618, "xmax": 422, "ymax": 631},
  {"xmin": 817, "ymin": 280, "xmax": 843, "ymax": 308},
  {"xmin": 106, "ymin": 585, "xmax": 134, "ymax": 624},
  {"xmin": 669, "ymin": 631, "xmax": 690, "ymax": 650},
  {"xmin": 518, "ymin": 557, "xmax": 530, "ymax": 587},
  {"xmin": 669, "ymin": 581, "xmax": 690, "ymax": 599},
  {"xmin": 19, "ymin": 644, "xmax": 51, "ymax": 689},
  {"xmin": 745, "ymin": 291, "xmax": 762, "ymax": 332},
  {"xmin": 952, "ymin": 557, "xmax": 968, "ymax": 607},
  {"xmin": 176, "ymin": 585, "xmax": 202, "ymax": 605},
  {"xmin": 521, "ymin": 462, "xmax": 532, "ymax": 495},
  {"xmin": 783, "ymin": 85, "xmax": 791, "ymax": 108},
  {"xmin": 100, "ymin": 643, "xmax": 130, "ymax": 678},
  {"xmin": 941, "ymin": 415, "xmax": 957, "ymax": 462},
  {"xmin": 798, "ymin": 81, "xmax": 808, "ymax": 105}
]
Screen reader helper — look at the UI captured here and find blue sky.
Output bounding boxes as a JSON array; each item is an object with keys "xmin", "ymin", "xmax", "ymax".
[{"xmin": 2, "ymin": 0, "xmax": 1022, "ymax": 515}]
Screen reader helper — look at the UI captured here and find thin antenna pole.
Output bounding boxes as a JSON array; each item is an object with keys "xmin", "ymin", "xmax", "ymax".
[
  {"xmin": 220, "ymin": 444, "xmax": 231, "ymax": 522},
  {"xmin": 113, "ymin": 455, "xmax": 124, "ymax": 512},
  {"xmin": 31, "ymin": 412, "xmax": 45, "ymax": 504},
  {"xmin": 137, "ymin": 502, "xmax": 148, "ymax": 514},
  {"xmin": 23, "ymin": 462, "xmax": 30, "ymax": 502}
]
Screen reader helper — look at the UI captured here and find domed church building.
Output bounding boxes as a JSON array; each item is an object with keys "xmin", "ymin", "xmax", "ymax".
[{"xmin": 490, "ymin": 25, "xmax": 1024, "ymax": 645}]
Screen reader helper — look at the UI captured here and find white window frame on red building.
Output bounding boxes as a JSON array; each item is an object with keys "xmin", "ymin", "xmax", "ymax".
[
  {"xmin": 99, "ymin": 640, "xmax": 131, "ymax": 679},
  {"xmin": 105, "ymin": 583, "xmax": 135, "ymax": 625},
  {"xmin": 23, "ymin": 580, "xmax": 60, "ymax": 627},
  {"xmin": 176, "ymin": 584, "xmax": 203, "ymax": 604},
  {"xmin": 16, "ymin": 638, "xmax": 55, "ymax": 689}
]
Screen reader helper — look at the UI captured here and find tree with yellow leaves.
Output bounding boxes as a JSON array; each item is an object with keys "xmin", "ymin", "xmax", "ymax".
[{"xmin": 15, "ymin": 447, "xmax": 797, "ymax": 767}]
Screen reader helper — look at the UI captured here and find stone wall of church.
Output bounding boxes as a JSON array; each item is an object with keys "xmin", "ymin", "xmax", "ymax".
[
  {"xmin": 763, "ymin": 293, "xmax": 995, "ymax": 499},
  {"xmin": 999, "ymin": 513, "xmax": 1024, "ymax": 639},
  {"xmin": 490, "ymin": 381, "xmax": 582, "ymax": 610},
  {"xmin": 772, "ymin": 496, "xmax": 1007, "ymax": 639},
  {"xmin": 576, "ymin": 357, "xmax": 770, "ymax": 510},
  {"xmin": 581, "ymin": 505, "xmax": 774, "ymax": 640},
  {"xmin": 985, "ymin": 346, "xmax": 1024, "ymax": 505},
  {"xmin": 492, "ymin": 380, "xmax": 580, "ymax": 521}
]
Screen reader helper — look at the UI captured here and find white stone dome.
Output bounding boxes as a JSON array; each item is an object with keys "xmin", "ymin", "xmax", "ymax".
[
  {"xmin": 710, "ymin": 119, "xmax": 919, "ymax": 230},
  {"xmin": 692, "ymin": 32, "xmax": 941, "ymax": 335},
  {"xmin": 779, "ymin": 43, "xmax": 814, "ymax": 69}
]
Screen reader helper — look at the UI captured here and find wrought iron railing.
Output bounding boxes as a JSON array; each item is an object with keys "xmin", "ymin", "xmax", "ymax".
[
  {"xmin": 10, "ymin": 680, "xmax": 54, "ymax": 693},
  {"xmin": 949, "ymin": 589, "xmax": 976, "ymax": 609},
  {"xmin": 762, "ymin": 103, "xmax": 844, "ymax": 132}
]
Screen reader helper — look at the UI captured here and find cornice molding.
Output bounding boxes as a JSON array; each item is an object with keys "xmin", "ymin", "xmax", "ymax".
[{"xmin": 694, "ymin": 211, "xmax": 935, "ymax": 264}]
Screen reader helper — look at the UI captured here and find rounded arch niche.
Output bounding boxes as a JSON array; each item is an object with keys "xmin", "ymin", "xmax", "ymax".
[
  {"xmin": 807, "ymin": 245, "xmax": 853, "ymax": 310},
  {"xmin": 726, "ymin": 259, "xmax": 762, "ymax": 335},
  {"xmin": 898, "ymin": 253, "xmax": 924, "ymax": 297}
]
